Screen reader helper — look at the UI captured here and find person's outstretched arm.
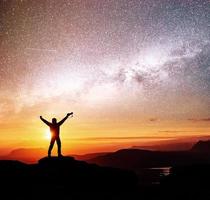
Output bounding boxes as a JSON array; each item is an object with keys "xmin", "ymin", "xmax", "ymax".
[
  {"xmin": 58, "ymin": 113, "xmax": 73, "ymax": 126},
  {"xmin": 40, "ymin": 116, "xmax": 51, "ymax": 126}
]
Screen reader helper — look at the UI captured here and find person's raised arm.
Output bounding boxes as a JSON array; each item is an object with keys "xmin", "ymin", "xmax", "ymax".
[
  {"xmin": 58, "ymin": 113, "xmax": 73, "ymax": 126},
  {"xmin": 40, "ymin": 116, "xmax": 51, "ymax": 126}
]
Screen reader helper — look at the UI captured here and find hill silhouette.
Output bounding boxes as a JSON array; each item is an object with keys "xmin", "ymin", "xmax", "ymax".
[
  {"xmin": 0, "ymin": 148, "xmax": 110, "ymax": 164},
  {"xmin": 0, "ymin": 156, "xmax": 138, "ymax": 199},
  {"xmin": 0, "ymin": 148, "xmax": 46, "ymax": 162},
  {"xmin": 87, "ymin": 145, "xmax": 210, "ymax": 170},
  {"xmin": 70, "ymin": 152, "xmax": 111, "ymax": 160},
  {"xmin": 190, "ymin": 140, "xmax": 210, "ymax": 152},
  {"xmin": 132, "ymin": 136, "xmax": 210, "ymax": 151}
]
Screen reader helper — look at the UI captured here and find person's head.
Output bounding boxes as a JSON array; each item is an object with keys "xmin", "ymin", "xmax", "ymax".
[{"xmin": 52, "ymin": 118, "xmax": 57, "ymax": 124}]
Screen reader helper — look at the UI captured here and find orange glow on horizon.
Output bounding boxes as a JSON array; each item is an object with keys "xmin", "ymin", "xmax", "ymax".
[{"xmin": 0, "ymin": 105, "xmax": 209, "ymax": 160}]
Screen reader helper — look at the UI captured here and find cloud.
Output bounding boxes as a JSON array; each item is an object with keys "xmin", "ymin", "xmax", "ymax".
[
  {"xmin": 69, "ymin": 136, "xmax": 175, "ymax": 141},
  {"xmin": 159, "ymin": 130, "xmax": 194, "ymax": 133},
  {"xmin": 188, "ymin": 118, "xmax": 210, "ymax": 122},
  {"xmin": 149, "ymin": 118, "xmax": 158, "ymax": 122}
]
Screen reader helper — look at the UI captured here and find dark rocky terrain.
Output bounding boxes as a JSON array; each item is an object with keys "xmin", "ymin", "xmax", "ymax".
[
  {"xmin": 1, "ymin": 140, "xmax": 210, "ymax": 199},
  {"xmin": 0, "ymin": 156, "xmax": 137, "ymax": 200}
]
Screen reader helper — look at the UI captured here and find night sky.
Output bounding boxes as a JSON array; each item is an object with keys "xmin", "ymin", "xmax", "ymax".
[{"xmin": 0, "ymin": 0, "xmax": 209, "ymax": 153}]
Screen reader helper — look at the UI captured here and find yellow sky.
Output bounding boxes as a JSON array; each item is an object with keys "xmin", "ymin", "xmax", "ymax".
[{"xmin": 0, "ymin": 108, "xmax": 209, "ymax": 155}]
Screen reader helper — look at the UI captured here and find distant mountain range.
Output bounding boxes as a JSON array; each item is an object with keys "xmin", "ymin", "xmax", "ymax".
[
  {"xmin": 0, "ymin": 148, "xmax": 110, "ymax": 163},
  {"xmin": 0, "ymin": 148, "xmax": 46, "ymax": 163},
  {"xmin": 131, "ymin": 136, "xmax": 210, "ymax": 151},
  {"xmin": 87, "ymin": 140, "xmax": 210, "ymax": 170},
  {"xmin": 2, "ymin": 139, "xmax": 210, "ymax": 165}
]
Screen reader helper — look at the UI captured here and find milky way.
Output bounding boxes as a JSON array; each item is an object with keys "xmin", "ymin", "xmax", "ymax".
[{"xmin": 0, "ymin": 0, "xmax": 210, "ymax": 122}]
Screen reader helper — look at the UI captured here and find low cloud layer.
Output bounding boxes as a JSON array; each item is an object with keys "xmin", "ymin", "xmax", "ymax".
[{"xmin": 188, "ymin": 118, "xmax": 210, "ymax": 122}]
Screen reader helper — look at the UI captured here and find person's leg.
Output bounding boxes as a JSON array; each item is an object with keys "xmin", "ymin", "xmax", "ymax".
[
  {"xmin": 56, "ymin": 137, "xmax": 62, "ymax": 157},
  {"xmin": 48, "ymin": 138, "xmax": 55, "ymax": 157}
]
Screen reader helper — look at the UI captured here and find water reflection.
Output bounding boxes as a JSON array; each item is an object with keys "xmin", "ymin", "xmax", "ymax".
[
  {"xmin": 150, "ymin": 167, "xmax": 171, "ymax": 176},
  {"xmin": 136, "ymin": 167, "xmax": 171, "ymax": 185}
]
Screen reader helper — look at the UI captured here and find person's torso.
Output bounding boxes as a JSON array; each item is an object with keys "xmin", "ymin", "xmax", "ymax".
[{"xmin": 49, "ymin": 124, "xmax": 60, "ymax": 137}]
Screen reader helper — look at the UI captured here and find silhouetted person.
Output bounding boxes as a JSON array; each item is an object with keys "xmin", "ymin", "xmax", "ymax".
[{"xmin": 40, "ymin": 113, "xmax": 73, "ymax": 157}]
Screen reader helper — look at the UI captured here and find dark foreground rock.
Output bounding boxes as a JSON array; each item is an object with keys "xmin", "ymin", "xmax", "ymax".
[
  {"xmin": 1, "ymin": 157, "xmax": 210, "ymax": 200},
  {"xmin": 0, "ymin": 157, "xmax": 138, "ymax": 200}
]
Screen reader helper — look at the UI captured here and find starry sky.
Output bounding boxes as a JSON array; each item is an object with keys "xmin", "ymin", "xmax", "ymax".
[{"xmin": 0, "ymin": 0, "xmax": 209, "ymax": 154}]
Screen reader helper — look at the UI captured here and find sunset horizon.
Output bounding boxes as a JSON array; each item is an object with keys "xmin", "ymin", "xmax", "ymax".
[
  {"xmin": 0, "ymin": 1, "xmax": 210, "ymax": 199},
  {"xmin": 0, "ymin": 0, "xmax": 209, "ymax": 158}
]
